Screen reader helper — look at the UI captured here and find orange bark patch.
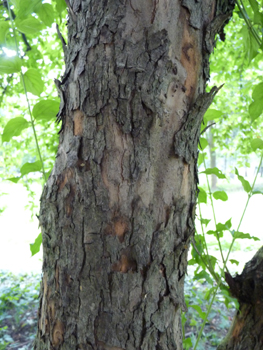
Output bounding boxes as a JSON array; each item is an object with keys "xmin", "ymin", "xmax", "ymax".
[
  {"xmin": 113, "ymin": 217, "xmax": 129, "ymax": 243},
  {"xmin": 73, "ymin": 109, "xmax": 84, "ymax": 136},
  {"xmin": 112, "ymin": 251, "xmax": 137, "ymax": 273},
  {"xmin": 104, "ymin": 216, "xmax": 130, "ymax": 243},
  {"xmin": 52, "ymin": 320, "xmax": 64, "ymax": 347},
  {"xmin": 179, "ymin": 7, "xmax": 200, "ymax": 101}
]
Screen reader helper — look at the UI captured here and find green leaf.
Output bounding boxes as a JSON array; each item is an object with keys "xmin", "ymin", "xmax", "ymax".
[
  {"xmin": 198, "ymin": 152, "xmax": 206, "ymax": 166},
  {"xmin": 189, "ymin": 304, "xmax": 207, "ymax": 320},
  {"xmin": 20, "ymin": 161, "xmax": 42, "ymax": 176},
  {"xmin": 252, "ymin": 82, "xmax": 263, "ymax": 100},
  {"xmin": 252, "ymin": 190, "xmax": 263, "ymax": 195},
  {"xmin": 199, "ymin": 137, "xmax": 208, "ymax": 150},
  {"xmin": 23, "ymin": 69, "xmax": 44, "ymax": 96},
  {"xmin": 200, "ymin": 167, "xmax": 226, "ymax": 179},
  {"xmin": 235, "ymin": 168, "xmax": 252, "ymax": 193},
  {"xmin": 2, "ymin": 117, "xmax": 29, "ymax": 142},
  {"xmin": 6, "ymin": 177, "xmax": 21, "ymax": 183},
  {"xmin": 194, "ymin": 270, "xmax": 213, "ymax": 285},
  {"xmin": 229, "ymin": 259, "xmax": 239, "ymax": 265},
  {"xmin": 251, "ymin": 138, "xmax": 263, "ymax": 151},
  {"xmin": 241, "ymin": 25, "xmax": 259, "ymax": 63},
  {"xmin": 33, "ymin": 99, "xmax": 60, "ymax": 121},
  {"xmin": 0, "ymin": 21, "xmax": 10, "ymax": 44},
  {"xmin": 16, "ymin": 17, "xmax": 43, "ymax": 34},
  {"xmin": 249, "ymin": 100, "xmax": 263, "ymax": 122},
  {"xmin": 233, "ymin": 231, "xmax": 260, "ymax": 241},
  {"xmin": 16, "ymin": 0, "xmax": 41, "ymax": 19},
  {"xmin": 248, "ymin": 0, "xmax": 263, "ymax": 25},
  {"xmin": 200, "ymin": 218, "xmax": 211, "ymax": 226},
  {"xmin": 249, "ymin": 83, "xmax": 263, "ymax": 121},
  {"xmin": 36, "ymin": 3, "xmax": 55, "ymax": 27},
  {"xmin": 213, "ymin": 190, "xmax": 228, "ymax": 201},
  {"xmin": 203, "ymin": 109, "xmax": 222, "ymax": 122},
  {"xmin": 0, "ymin": 56, "xmax": 22, "ymax": 74},
  {"xmin": 216, "ymin": 218, "xmax": 232, "ymax": 232},
  {"xmin": 198, "ymin": 187, "xmax": 207, "ymax": 204},
  {"xmin": 30, "ymin": 233, "xmax": 42, "ymax": 256},
  {"xmin": 54, "ymin": 0, "xmax": 67, "ymax": 14},
  {"xmin": 183, "ymin": 338, "xmax": 192, "ymax": 350}
]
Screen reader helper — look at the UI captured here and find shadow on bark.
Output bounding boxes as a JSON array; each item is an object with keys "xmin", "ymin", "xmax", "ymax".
[{"xmin": 218, "ymin": 246, "xmax": 263, "ymax": 350}]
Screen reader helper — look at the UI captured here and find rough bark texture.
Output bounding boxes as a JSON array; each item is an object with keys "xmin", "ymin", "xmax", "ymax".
[
  {"xmin": 218, "ymin": 247, "xmax": 263, "ymax": 350},
  {"xmin": 34, "ymin": 1, "xmax": 234, "ymax": 349}
]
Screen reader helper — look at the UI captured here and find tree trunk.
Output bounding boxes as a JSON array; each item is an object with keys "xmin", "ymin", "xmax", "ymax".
[
  {"xmin": 218, "ymin": 247, "xmax": 263, "ymax": 350},
  {"xmin": 34, "ymin": 1, "xmax": 234, "ymax": 349}
]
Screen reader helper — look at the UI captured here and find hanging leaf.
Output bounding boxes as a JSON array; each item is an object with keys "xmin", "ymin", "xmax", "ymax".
[
  {"xmin": 241, "ymin": 25, "xmax": 259, "ymax": 63},
  {"xmin": 20, "ymin": 161, "xmax": 42, "ymax": 176},
  {"xmin": 198, "ymin": 187, "xmax": 207, "ymax": 204},
  {"xmin": 235, "ymin": 168, "xmax": 252, "ymax": 193},
  {"xmin": 198, "ymin": 152, "xmax": 206, "ymax": 166},
  {"xmin": 16, "ymin": 17, "xmax": 43, "ymax": 34},
  {"xmin": 33, "ymin": 99, "xmax": 60, "ymax": 121},
  {"xmin": 251, "ymin": 138, "xmax": 263, "ymax": 151},
  {"xmin": 203, "ymin": 109, "xmax": 222, "ymax": 123},
  {"xmin": 0, "ymin": 21, "xmax": 10, "ymax": 44},
  {"xmin": 36, "ymin": 3, "xmax": 55, "ymax": 27},
  {"xmin": 22, "ymin": 69, "xmax": 44, "ymax": 96},
  {"xmin": 200, "ymin": 167, "xmax": 226, "ymax": 179},
  {"xmin": 0, "ymin": 56, "xmax": 22, "ymax": 74},
  {"xmin": 2, "ymin": 117, "xmax": 29, "ymax": 142},
  {"xmin": 30, "ymin": 232, "xmax": 42, "ymax": 256},
  {"xmin": 199, "ymin": 137, "xmax": 208, "ymax": 151}
]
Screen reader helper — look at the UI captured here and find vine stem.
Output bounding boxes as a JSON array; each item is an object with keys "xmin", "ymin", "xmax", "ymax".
[
  {"xmin": 203, "ymin": 157, "xmax": 226, "ymax": 266},
  {"xmin": 6, "ymin": 0, "xmax": 47, "ymax": 183}
]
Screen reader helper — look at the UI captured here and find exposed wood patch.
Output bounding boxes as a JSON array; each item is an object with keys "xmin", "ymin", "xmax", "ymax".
[
  {"xmin": 179, "ymin": 7, "xmax": 200, "ymax": 101},
  {"xmin": 52, "ymin": 319, "xmax": 64, "ymax": 347},
  {"xmin": 73, "ymin": 109, "xmax": 84, "ymax": 136}
]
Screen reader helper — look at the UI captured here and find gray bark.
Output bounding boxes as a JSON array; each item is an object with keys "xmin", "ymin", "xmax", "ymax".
[{"xmin": 34, "ymin": 1, "xmax": 234, "ymax": 349}]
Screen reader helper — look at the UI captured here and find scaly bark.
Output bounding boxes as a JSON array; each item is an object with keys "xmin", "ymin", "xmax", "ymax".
[{"xmin": 34, "ymin": 1, "xmax": 234, "ymax": 349}]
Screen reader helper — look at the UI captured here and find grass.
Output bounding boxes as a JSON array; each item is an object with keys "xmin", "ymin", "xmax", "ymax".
[{"xmin": 0, "ymin": 272, "xmax": 40, "ymax": 350}]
